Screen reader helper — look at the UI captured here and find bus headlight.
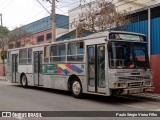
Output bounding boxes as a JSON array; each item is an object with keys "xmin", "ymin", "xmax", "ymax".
[
  {"xmin": 118, "ymin": 83, "xmax": 126, "ymax": 88},
  {"xmin": 143, "ymin": 81, "xmax": 152, "ymax": 86},
  {"xmin": 113, "ymin": 83, "xmax": 126, "ymax": 88}
]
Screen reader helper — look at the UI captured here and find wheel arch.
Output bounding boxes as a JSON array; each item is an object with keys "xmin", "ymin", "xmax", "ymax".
[{"xmin": 20, "ymin": 72, "xmax": 26, "ymax": 84}]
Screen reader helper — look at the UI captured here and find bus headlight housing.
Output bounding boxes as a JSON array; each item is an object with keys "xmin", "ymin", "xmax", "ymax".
[
  {"xmin": 113, "ymin": 83, "xmax": 126, "ymax": 88},
  {"xmin": 143, "ymin": 81, "xmax": 152, "ymax": 86}
]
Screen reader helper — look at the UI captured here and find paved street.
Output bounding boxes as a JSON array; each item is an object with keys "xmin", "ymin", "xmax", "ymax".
[{"xmin": 0, "ymin": 80, "xmax": 160, "ymax": 120}]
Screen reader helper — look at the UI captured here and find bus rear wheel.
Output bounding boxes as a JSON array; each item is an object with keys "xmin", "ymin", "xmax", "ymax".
[
  {"xmin": 71, "ymin": 79, "xmax": 83, "ymax": 98},
  {"xmin": 21, "ymin": 75, "xmax": 28, "ymax": 87}
]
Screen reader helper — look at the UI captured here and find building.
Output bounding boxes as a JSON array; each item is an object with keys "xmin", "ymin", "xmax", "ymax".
[{"xmin": 23, "ymin": 14, "xmax": 69, "ymax": 45}]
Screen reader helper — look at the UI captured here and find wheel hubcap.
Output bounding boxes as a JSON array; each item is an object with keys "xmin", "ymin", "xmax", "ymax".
[{"xmin": 72, "ymin": 81, "xmax": 81, "ymax": 95}]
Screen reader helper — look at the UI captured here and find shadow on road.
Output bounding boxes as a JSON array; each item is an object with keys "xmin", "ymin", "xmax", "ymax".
[{"xmin": 11, "ymin": 84, "xmax": 147, "ymax": 105}]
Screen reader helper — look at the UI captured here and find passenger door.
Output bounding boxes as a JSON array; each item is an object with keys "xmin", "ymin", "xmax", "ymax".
[
  {"xmin": 12, "ymin": 54, "xmax": 18, "ymax": 83},
  {"xmin": 87, "ymin": 44, "xmax": 106, "ymax": 93},
  {"xmin": 33, "ymin": 51, "xmax": 43, "ymax": 86}
]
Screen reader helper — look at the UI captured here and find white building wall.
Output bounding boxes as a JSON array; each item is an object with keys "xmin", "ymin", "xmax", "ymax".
[{"xmin": 56, "ymin": 28, "xmax": 68, "ymax": 35}]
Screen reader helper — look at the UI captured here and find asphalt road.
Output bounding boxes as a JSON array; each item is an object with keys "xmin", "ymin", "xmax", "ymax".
[{"xmin": 0, "ymin": 80, "xmax": 160, "ymax": 120}]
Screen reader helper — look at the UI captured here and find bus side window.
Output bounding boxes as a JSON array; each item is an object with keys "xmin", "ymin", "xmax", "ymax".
[
  {"xmin": 28, "ymin": 48, "xmax": 32, "ymax": 64},
  {"xmin": 44, "ymin": 46, "xmax": 49, "ymax": 63},
  {"xmin": 50, "ymin": 44, "xmax": 65, "ymax": 62},
  {"xmin": 67, "ymin": 42, "xmax": 84, "ymax": 62},
  {"xmin": 19, "ymin": 49, "xmax": 27, "ymax": 64}
]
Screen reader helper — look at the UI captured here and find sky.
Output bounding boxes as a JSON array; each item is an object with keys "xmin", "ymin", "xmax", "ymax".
[{"xmin": 0, "ymin": 0, "xmax": 83, "ymax": 30}]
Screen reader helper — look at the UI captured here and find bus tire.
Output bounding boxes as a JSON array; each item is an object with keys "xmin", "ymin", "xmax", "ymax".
[
  {"xmin": 21, "ymin": 75, "xmax": 28, "ymax": 88},
  {"xmin": 71, "ymin": 79, "xmax": 83, "ymax": 98}
]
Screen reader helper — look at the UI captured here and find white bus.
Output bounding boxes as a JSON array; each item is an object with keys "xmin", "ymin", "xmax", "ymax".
[{"xmin": 7, "ymin": 31, "xmax": 154, "ymax": 98}]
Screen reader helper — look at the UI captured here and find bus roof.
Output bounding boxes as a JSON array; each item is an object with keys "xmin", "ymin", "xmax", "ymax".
[{"xmin": 8, "ymin": 31, "xmax": 146, "ymax": 51}]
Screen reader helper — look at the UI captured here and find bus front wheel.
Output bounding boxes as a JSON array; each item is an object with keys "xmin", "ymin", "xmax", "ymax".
[
  {"xmin": 21, "ymin": 75, "xmax": 28, "ymax": 88},
  {"xmin": 71, "ymin": 79, "xmax": 83, "ymax": 98}
]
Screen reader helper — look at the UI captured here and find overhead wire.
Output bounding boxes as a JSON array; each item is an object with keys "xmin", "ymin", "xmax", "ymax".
[
  {"xmin": 0, "ymin": 0, "xmax": 10, "ymax": 9},
  {"xmin": 9, "ymin": 0, "xmax": 140, "ymax": 30},
  {"xmin": 23, "ymin": 0, "xmax": 140, "ymax": 31},
  {"xmin": 1, "ymin": 0, "xmax": 16, "ymax": 11},
  {"xmin": 19, "ymin": 0, "xmax": 80, "ymax": 27},
  {"xmin": 36, "ymin": 0, "xmax": 51, "ymax": 14},
  {"xmin": 21, "ymin": 5, "xmax": 51, "ymax": 24}
]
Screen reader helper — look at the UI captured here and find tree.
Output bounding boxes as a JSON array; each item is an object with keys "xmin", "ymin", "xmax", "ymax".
[
  {"xmin": 0, "ymin": 26, "xmax": 9, "ymax": 59},
  {"xmin": 71, "ymin": 0, "xmax": 130, "ymax": 35},
  {"xmin": 0, "ymin": 26, "xmax": 9, "ymax": 48},
  {"xmin": 0, "ymin": 26, "xmax": 9, "ymax": 38},
  {"xmin": 8, "ymin": 27, "xmax": 33, "ymax": 49}
]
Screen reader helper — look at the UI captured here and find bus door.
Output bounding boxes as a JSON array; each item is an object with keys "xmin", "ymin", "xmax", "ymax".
[
  {"xmin": 33, "ymin": 51, "xmax": 43, "ymax": 86},
  {"xmin": 12, "ymin": 54, "xmax": 18, "ymax": 83},
  {"xmin": 87, "ymin": 45, "xmax": 106, "ymax": 93}
]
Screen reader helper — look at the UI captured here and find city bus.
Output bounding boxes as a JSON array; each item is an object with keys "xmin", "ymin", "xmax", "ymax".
[{"xmin": 7, "ymin": 31, "xmax": 154, "ymax": 98}]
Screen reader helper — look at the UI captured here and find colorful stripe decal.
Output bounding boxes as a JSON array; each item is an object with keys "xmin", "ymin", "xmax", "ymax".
[{"xmin": 43, "ymin": 64, "xmax": 84, "ymax": 75}]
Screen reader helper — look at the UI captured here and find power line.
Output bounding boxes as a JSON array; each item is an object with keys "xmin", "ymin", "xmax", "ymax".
[
  {"xmin": 16, "ymin": 1, "xmax": 80, "ymax": 27},
  {"xmin": 0, "ymin": 0, "xmax": 10, "ymax": 10},
  {"xmin": 36, "ymin": 0, "xmax": 51, "ymax": 14},
  {"xmin": 10, "ymin": 0, "xmax": 140, "ymax": 31},
  {"xmin": 1, "ymin": 0, "xmax": 16, "ymax": 11},
  {"xmin": 28, "ymin": 0, "xmax": 138, "ymax": 30},
  {"xmin": 21, "ymin": 5, "xmax": 51, "ymax": 24},
  {"xmin": 56, "ymin": 1, "xmax": 80, "ymax": 8}
]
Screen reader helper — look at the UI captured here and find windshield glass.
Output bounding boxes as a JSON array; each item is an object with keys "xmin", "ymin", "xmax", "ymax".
[{"xmin": 108, "ymin": 41, "xmax": 150, "ymax": 69}]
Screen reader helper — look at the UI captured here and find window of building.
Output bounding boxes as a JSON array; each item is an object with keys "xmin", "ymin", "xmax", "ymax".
[
  {"xmin": 50, "ymin": 44, "xmax": 66, "ymax": 62},
  {"xmin": 151, "ymin": 6, "xmax": 160, "ymax": 19},
  {"xmin": 129, "ymin": 14, "xmax": 138, "ymax": 23},
  {"xmin": 139, "ymin": 10, "xmax": 148, "ymax": 21},
  {"xmin": 37, "ymin": 35, "xmax": 44, "ymax": 42},
  {"xmin": 44, "ymin": 46, "xmax": 50, "ymax": 63},
  {"xmin": 46, "ymin": 33, "xmax": 52, "ymax": 40},
  {"xmin": 67, "ymin": 42, "xmax": 84, "ymax": 61}
]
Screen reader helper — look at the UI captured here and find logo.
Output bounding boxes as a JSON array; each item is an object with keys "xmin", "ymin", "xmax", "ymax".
[{"xmin": 2, "ymin": 112, "xmax": 11, "ymax": 117}]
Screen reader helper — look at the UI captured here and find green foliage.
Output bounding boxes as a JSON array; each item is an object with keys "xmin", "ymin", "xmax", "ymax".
[{"xmin": 0, "ymin": 26, "xmax": 9, "ymax": 38}]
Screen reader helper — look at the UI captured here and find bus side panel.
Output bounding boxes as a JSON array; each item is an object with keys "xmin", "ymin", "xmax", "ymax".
[
  {"xmin": 43, "ymin": 75, "xmax": 68, "ymax": 90},
  {"xmin": 7, "ymin": 65, "xmax": 12, "ymax": 82},
  {"xmin": 18, "ymin": 65, "xmax": 28, "ymax": 73},
  {"xmin": 78, "ymin": 76, "xmax": 87, "ymax": 93},
  {"xmin": 16, "ymin": 73, "xmax": 21, "ymax": 83},
  {"xmin": 43, "ymin": 75, "xmax": 52, "ymax": 88},
  {"xmin": 18, "ymin": 65, "xmax": 34, "ymax": 85},
  {"xmin": 26, "ymin": 73, "xmax": 34, "ymax": 86}
]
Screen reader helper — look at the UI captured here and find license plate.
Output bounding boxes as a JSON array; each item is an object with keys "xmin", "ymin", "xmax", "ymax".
[{"xmin": 145, "ymin": 88, "xmax": 153, "ymax": 92}]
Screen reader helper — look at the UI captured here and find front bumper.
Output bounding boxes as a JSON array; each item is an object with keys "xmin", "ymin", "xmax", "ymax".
[{"xmin": 121, "ymin": 87, "xmax": 154, "ymax": 95}]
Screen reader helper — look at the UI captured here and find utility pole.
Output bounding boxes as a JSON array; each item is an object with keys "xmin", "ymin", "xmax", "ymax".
[
  {"xmin": 45, "ymin": 0, "xmax": 56, "ymax": 42},
  {"xmin": 0, "ymin": 14, "xmax": 2, "ymax": 27},
  {"xmin": 52, "ymin": 0, "xmax": 56, "ymax": 42}
]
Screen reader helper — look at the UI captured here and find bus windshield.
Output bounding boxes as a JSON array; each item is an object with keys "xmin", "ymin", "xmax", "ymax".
[{"xmin": 108, "ymin": 41, "xmax": 150, "ymax": 69}]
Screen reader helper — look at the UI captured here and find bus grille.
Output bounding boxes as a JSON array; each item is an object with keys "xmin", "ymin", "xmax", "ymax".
[
  {"xmin": 128, "ymin": 82, "xmax": 142, "ymax": 88},
  {"xmin": 118, "ymin": 76, "xmax": 150, "ymax": 81}
]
